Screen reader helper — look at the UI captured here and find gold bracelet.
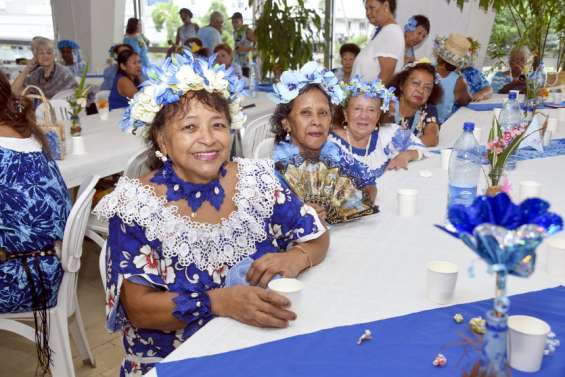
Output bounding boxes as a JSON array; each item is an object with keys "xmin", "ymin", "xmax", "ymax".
[{"xmin": 293, "ymin": 244, "xmax": 313, "ymax": 270}]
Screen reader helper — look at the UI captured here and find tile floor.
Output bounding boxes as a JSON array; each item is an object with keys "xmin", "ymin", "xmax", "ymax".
[{"xmin": 0, "ymin": 240, "xmax": 123, "ymax": 377}]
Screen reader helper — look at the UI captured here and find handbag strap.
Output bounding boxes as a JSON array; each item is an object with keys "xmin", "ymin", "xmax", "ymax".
[{"xmin": 21, "ymin": 85, "xmax": 54, "ymax": 126}]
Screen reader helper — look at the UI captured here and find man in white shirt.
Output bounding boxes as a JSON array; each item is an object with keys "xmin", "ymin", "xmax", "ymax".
[{"xmin": 197, "ymin": 11, "xmax": 224, "ymax": 51}]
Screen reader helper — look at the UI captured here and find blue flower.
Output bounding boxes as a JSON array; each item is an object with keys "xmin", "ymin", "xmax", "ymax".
[
  {"xmin": 404, "ymin": 17, "xmax": 418, "ymax": 33},
  {"xmin": 341, "ymin": 76, "xmax": 396, "ymax": 112}
]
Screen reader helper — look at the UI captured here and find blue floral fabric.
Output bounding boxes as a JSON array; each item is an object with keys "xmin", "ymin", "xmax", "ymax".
[
  {"xmin": 491, "ymin": 71, "xmax": 513, "ymax": 94},
  {"xmin": 0, "ymin": 143, "xmax": 71, "ymax": 313},
  {"xmin": 96, "ymin": 160, "xmax": 324, "ymax": 376},
  {"xmin": 461, "ymin": 67, "xmax": 490, "ymax": 96}
]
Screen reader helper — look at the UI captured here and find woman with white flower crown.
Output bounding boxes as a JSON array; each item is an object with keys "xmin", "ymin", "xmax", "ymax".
[
  {"xmin": 329, "ymin": 75, "xmax": 427, "ymax": 179},
  {"xmin": 270, "ymin": 62, "xmax": 379, "ymax": 222},
  {"xmin": 93, "ymin": 50, "xmax": 328, "ymax": 376}
]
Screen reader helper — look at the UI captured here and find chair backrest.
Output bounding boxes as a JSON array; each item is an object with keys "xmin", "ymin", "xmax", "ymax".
[
  {"xmin": 124, "ymin": 147, "xmax": 152, "ymax": 178},
  {"xmin": 242, "ymin": 113, "xmax": 274, "ymax": 158},
  {"xmin": 58, "ymin": 175, "xmax": 98, "ymax": 315},
  {"xmin": 49, "ymin": 99, "xmax": 73, "ymax": 121},
  {"xmin": 99, "ymin": 241, "xmax": 107, "ymax": 288},
  {"xmin": 51, "ymin": 88, "xmax": 76, "ymax": 101},
  {"xmin": 254, "ymin": 137, "xmax": 275, "ymax": 159}
]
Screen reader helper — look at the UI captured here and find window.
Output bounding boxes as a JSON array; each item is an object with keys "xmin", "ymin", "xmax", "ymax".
[{"xmin": 0, "ymin": 0, "xmax": 54, "ymax": 41}]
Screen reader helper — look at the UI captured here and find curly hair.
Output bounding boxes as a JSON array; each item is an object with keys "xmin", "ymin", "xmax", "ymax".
[
  {"xmin": 389, "ymin": 63, "xmax": 443, "ymax": 105},
  {"xmin": 339, "ymin": 43, "xmax": 361, "ymax": 57},
  {"xmin": 270, "ymin": 84, "xmax": 333, "ymax": 144},
  {"xmin": 147, "ymin": 90, "xmax": 231, "ymax": 168}
]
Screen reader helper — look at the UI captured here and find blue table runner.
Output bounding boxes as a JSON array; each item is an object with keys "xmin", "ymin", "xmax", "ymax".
[
  {"xmin": 466, "ymin": 102, "xmax": 564, "ymax": 111},
  {"xmin": 156, "ymin": 286, "xmax": 565, "ymax": 377}
]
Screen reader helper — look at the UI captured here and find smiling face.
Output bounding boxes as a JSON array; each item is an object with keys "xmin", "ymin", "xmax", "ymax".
[
  {"xmin": 401, "ymin": 68, "xmax": 434, "ymax": 107},
  {"xmin": 405, "ymin": 25, "xmax": 428, "ymax": 48},
  {"xmin": 282, "ymin": 88, "xmax": 332, "ymax": 156},
  {"xmin": 36, "ymin": 46, "xmax": 55, "ymax": 67},
  {"xmin": 157, "ymin": 96, "xmax": 231, "ymax": 184},
  {"xmin": 344, "ymin": 96, "xmax": 381, "ymax": 141}
]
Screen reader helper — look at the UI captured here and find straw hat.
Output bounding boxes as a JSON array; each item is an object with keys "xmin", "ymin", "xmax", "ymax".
[{"xmin": 433, "ymin": 33, "xmax": 472, "ymax": 69}]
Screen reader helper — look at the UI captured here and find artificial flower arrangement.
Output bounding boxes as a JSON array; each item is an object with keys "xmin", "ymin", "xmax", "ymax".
[{"xmin": 68, "ymin": 62, "xmax": 90, "ymax": 136}]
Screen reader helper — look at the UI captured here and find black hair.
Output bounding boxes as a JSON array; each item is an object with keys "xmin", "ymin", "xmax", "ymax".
[
  {"xmin": 437, "ymin": 56, "xmax": 457, "ymax": 72},
  {"xmin": 339, "ymin": 43, "xmax": 361, "ymax": 57},
  {"xmin": 374, "ymin": 0, "xmax": 396, "ymax": 15},
  {"xmin": 389, "ymin": 63, "xmax": 444, "ymax": 105},
  {"xmin": 412, "ymin": 15, "xmax": 430, "ymax": 34},
  {"xmin": 117, "ymin": 50, "xmax": 141, "ymax": 85},
  {"xmin": 271, "ymin": 84, "xmax": 333, "ymax": 144},
  {"xmin": 180, "ymin": 8, "xmax": 193, "ymax": 18},
  {"xmin": 125, "ymin": 17, "xmax": 139, "ymax": 34}
]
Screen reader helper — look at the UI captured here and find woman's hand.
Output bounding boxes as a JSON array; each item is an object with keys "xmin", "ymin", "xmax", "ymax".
[
  {"xmin": 308, "ymin": 202, "xmax": 327, "ymax": 222},
  {"xmin": 246, "ymin": 250, "xmax": 308, "ymax": 288},
  {"xmin": 209, "ymin": 285, "xmax": 296, "ymax": 328},
  {"xmin": 387, "ymin": 152, "xmax": 412, "ymax": 170}
]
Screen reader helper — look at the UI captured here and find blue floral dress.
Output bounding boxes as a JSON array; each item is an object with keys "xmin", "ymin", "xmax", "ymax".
[
  {"xmin": 0, "ymin": 137, "xmax": 71, "ymax": 313},
  {"xmin": 328, "ymin": 123, "xmax": 426, "ymax": 180},
  {"xmin": 491, "ymin": 71, "xmax": 513, "ymax": 94},
  {"xmin": 93, "ymin": 158, "xmax": 325, "ymax": 376}
]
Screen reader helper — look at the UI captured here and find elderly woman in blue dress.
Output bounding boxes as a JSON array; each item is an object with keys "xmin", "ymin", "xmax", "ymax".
[
  {"xmin": 329, "ymin": 76, "xmax": 426, "ymax": 180},
  {"xmin": 93, "ymin": 51, "xmax": 328, "ymax": 376},
  {"xmin": 0, "ymin": 71, "xmax": 71, "ymax": 376}
]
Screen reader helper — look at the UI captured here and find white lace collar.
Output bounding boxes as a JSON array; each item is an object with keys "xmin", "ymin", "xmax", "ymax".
[
  {"xmin": 93, "ymin": 158, "xmax": 279, "ymax": 272},
  {"xmin": 0, "ymin": 136, "xmax": 42, "ymax": 153}
]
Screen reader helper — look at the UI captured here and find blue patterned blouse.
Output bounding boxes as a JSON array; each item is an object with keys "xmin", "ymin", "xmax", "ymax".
[
  {"xmin": 491, "ymin": 71, "xmax": 513, "ymax": 93},
  {"xmin": 93, "ymin": 159, "xmax": 325, "ymax": 376},
  {"xmin": 0, "ymin": 137, "xmax": 71, "ymax": 314},
  {"xmin": 461, "ymin": 66, "xmax": 490, "ymax": 96}
]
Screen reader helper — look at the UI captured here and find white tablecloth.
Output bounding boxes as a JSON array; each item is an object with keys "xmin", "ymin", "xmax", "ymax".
[
  {"xmin": 145, "ymin": 106, "xmax": 565, "ymax": 376},
  {"xmin": 56, "ymin": 110, "xmax": 145, "ymax": 188}
]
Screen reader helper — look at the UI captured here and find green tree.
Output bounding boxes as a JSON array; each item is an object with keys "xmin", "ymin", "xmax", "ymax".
[{"xmin": 151, "ymin": 2, "xmax": 181, "ymax": 45}]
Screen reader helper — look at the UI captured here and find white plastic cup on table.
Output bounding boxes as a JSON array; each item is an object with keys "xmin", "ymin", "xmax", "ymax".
[
  {"xmin": 551, "ymin": 91, "xmax": 561, "ymax": 105},
  {"xmin": 519, "ymin": 180, "xmax": 541, "ymax": 201},
  {"xmin": 268, "ymin": 278, "xmax": 303, "ymax": 312},
  {"xmin": 72, "ymin": 136, "xmax": 86, "ymax": 155},
  {"xmin": 441, "ymin": 149, "xmax": 452, "ymax": 170},
  {"xmin": 546, "ymin": 238, "xmax": 565, "ymax": 281},
  {"xmin": 508, "ymin": 315, "xmax": 550, "ymax": 373},
  {"xmin": 397, "ymin": 189, "xmax": 418, "ymax": 217},
  {"xmin": 99, "ymin": 108, "xmax": 109, "ymax": 121},
  {"xmin": 426, "ymin": 261, "xmax": 458, "ymax": 304}
]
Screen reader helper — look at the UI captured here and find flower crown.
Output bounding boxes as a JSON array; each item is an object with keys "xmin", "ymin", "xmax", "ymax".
[
  {"xmin": 270, "ymin": 61, "xmax": 345, "ymax": 105},
  {"xmin": 402, "ymin": 57, "xmax": 442, "ymax": 84},
  {"xmin": 120, "ymin": 49, "xmax": 246, "ymax": 136},
  {"xmin": 404, "ymin": 17, "xmax": 418, "ymax": 33},
  {"xmin": 340, "ymin": 75, "xmax": 396, "ymax": 112}
]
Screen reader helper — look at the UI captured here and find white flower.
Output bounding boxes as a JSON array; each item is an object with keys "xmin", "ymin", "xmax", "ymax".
[
  {"xmin": 131, "ymin": 87, "xmax": 160, "ymax": 123},
  {"xmin": 203, "ymin": 69, "xmax": 229, "ymax": 94},
  {"xmin": 77, "ymin": 97, "xmax": 87, "ymax": 108},
  {"xmin": 176, "ymin": 65, "xmax": 204, "ymax": 92},
  {"xmin": 133, "ymin": 245, "xmax": 159, "ymax": 275}
]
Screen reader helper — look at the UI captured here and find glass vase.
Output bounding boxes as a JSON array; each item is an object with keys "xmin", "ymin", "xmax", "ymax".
[
  {"xmin": 480, "ymin": 310, "xmax": 509, "ymax": 376},
  {"xmin": 70, "ymin": 115, "xmax": 82, "ymax": 137},
  {"xmin": 487, "ymin": 166, "xmax": 504, "ymax": 195}
]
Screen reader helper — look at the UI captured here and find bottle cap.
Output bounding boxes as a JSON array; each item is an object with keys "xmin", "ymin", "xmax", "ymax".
[
  {"xmin": 463, "ymin": 122, "xmax": 475, "ymax": 132},
  {"xmin": 508, "ymin": 91, "xmax": 518, "ymax": 100}
]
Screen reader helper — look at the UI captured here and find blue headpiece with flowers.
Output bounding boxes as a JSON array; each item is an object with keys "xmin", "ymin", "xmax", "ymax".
[
  {"xmin": 404, "ymin": 17, "xmax": 418, "ymax": 33},
  {"xmin": 120, "ymin": 49, "xmax": 246, "ymax": 136},
  {"xmin": 340, "ymin": 75, "xmax": 396, "ymax": 112},
  {"xmin": 270, "ymin": 61, "xmax": 345, "ymax": 105},
  {"xmin": 57, "ymin": 39, "xmax": 82, "ymax": 64}
]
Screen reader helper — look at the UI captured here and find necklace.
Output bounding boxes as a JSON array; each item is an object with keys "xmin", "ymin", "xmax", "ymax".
[
  {"xmin": 345, "ymin": 127, "xmax": 371, "ymax": 157},
  {"xmin": 150, "ymin": 161, "xmax": 227, "ymax": 218}
]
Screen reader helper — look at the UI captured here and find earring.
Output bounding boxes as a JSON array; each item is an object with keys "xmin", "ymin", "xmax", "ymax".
[
  {"xmin": 285, "ymin": 129, "xmax": 291, "ymax": 142},
  {"xmin": 155, "ymin": 150, "xmax": 168, "ymax": 162}
]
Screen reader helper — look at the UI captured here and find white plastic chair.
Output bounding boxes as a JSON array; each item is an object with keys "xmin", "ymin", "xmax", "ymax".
[
  {"xmin": 52, "ymin": 88, "xmax": 76, "ymax": 101},
  {"xmin": 0, "ymin": 175, "xmax": 99, "ymax": 377},
  {"xmin": 35, "ymin": 99, "xmax": 73, "ymax": 122},
  {"xmin": 254, "ymin": 137, "xmax": 275, "ymax": 159},
  {"xmin": 99, "ymin": 241, "xmax": 107, "ymax": 288},
  {"xmin": 85, "ymin": 147, "xmax": 153, "ymax": 248},
  {"xmin": 242, "ymin": 114, "xmax": 275, "ymax": 158}
]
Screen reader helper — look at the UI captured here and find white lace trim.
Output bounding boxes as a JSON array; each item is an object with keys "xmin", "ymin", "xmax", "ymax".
[
  {"xmin": 0, "ymin": 136, "xmax": 42, "ymax": 153},
  {"xmin": 93, "ymin": 158, "xmax": 279, "ymax": 272}
]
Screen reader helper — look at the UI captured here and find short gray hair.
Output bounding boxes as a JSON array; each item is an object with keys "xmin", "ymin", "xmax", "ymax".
[
  {"xmin": 509, "ymin": 45, "xmax": 530, "ymax": 59},
  {"xmin": 210, "ymin": 11, "xmax": 223, "ymax": 23},
  {"xmin": 31, "ymin": 37, "xmax": 54, "ymax": 55}
]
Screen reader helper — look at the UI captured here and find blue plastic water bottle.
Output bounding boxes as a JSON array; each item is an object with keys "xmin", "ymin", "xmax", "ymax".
[{"xmin": 448, "ymin": 122, "xmax": 481, "ymax": 209}]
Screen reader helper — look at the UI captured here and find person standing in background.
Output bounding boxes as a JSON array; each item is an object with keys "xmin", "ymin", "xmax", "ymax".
[
  {"xmin": 198, "ymin": 11, "xmax": 224, "ymax": 51},
  {"xmin": 57, "ymin": 39, "xmax": 87, "ymax": 76},
  {"xmin": 352, "ymin": 0, "xmax": 404, "ymax": 85},
  {"xmin": 175, "ymin": 8, "xmax": 199, "ymax": 46},
  {"xmin": 231, "ymin": 12, "xmax": 256, "ymax": 78},
  {"xmin": 333, "ymin": 43, "xmax": 361, "ymax": 83},
  {"xmin": 123, "ymin": 18, "xmax": 151, "ymax": 68},
  {"xmin": 403, "ymin": 15, "xmax": 430, "ymax": 64}
]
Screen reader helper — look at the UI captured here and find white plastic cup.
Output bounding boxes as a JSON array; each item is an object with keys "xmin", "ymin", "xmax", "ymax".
[
  {"xmin": 99, "ymin": 109, "xmax": 109, "ymax": 121},
  {"xmin": 473, "ymin": 127, "xmax": 482, "ymax": 143},
  {"xmin": 397, "ymin": 189, "xmax": 418, "ymax": 217},
  {"xmin": 546, "ymin": 238, "xmax": 565, "ymax": 281},
  {"xmin": 519, "ymin": 180, "xmax": 542, "ymax": 201},
  {"xmin": 441, "ymin": 149, "xmax": 452, "ymax": 170},
  {"xmin": 426, "ymin": 261, "xmax": 458, "ymax": 304},
  {"xmin": 552, "ymin": 92, "xmax": 562, "ymax": 104},
  {"xmin": 268, "ymin": 278, "xmax": 303, "ymax": 311},
  {"xmin": 508, "ymin": 315, "xmax": 550, "ymax": 373},
  {"xmin": 72, "ymin": 136, "xmax": 86, "ymax": 155}
]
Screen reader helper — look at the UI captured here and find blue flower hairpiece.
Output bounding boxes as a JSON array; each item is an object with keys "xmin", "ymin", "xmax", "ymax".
[
  {"xmin": 120, "ymin": 49, "xmax": 246, "ymax": 136},
  {"xmin": 340, "ymin": 75, "xmax": 396, "ymax": 112},
  {"xmin": 57, "ymin": 39, "xmax": 80, "ymax": 50},
  {"xmin": 404, "ymin": 17, "xmax": 418, "ymax": 33},
  {"xmin": 270, "ymin": 61, "xmax": 345, "ymax": 105}
]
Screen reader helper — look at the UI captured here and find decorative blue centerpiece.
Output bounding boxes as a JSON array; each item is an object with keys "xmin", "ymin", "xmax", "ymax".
[{"xmin": 437, "ymin": 193, "xmax": 563, "ymax": 376}]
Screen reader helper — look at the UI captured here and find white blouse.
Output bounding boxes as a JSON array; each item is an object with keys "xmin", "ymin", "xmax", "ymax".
[{"xmin": 352, "ymin": 24, "xmax": 405, "ymax": 82}]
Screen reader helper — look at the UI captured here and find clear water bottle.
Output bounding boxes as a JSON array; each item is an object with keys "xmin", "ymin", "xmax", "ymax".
[
  {"xmin": 498, "ymin": 90, "xmax": 523, "ymax": 131},
  {"xmin": 448, "ymin": 122, "xmax": 482, "ymax": 209},
  {"xmin": 249, "ymin": 61, "xmax": 257, "ymax": 98}
]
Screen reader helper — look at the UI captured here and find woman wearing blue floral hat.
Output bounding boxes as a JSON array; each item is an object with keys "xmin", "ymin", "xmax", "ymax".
[
  {"xmin": 329, "ymin": 75, "xmax": 426, "ymax": 179},
  {"xmin": 57, "ymin": 39, "xmax": 87, "ymax": 76},
  {"xmin": 93, "ymin": 51, "xmax": 328, "ymax": 376}
]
